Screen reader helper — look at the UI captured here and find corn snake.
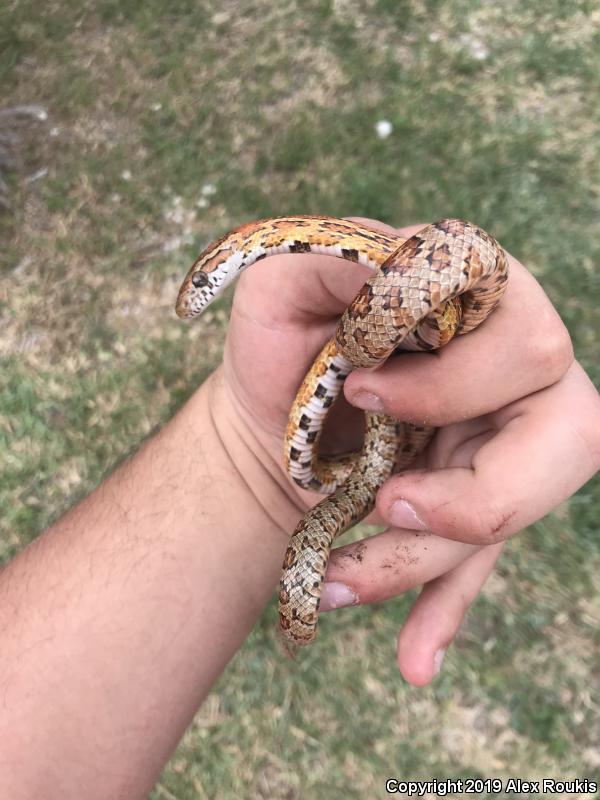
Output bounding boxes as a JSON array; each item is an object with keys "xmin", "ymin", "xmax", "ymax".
[{"xmin": 176, "ymin": 216, "xmax": 508, "ymax": 647}]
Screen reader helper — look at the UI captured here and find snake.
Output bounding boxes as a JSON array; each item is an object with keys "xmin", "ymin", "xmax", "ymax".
[{"xmin": 176, "ymin": 216, "xmax": 508, "ymax": 647}]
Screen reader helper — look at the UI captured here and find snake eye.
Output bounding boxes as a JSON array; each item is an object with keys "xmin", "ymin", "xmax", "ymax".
[{"xmin": 192, "ymin": 271, "xmax": 210, "ymax": 288}]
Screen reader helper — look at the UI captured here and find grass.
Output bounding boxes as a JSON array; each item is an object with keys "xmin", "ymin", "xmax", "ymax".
[{"xmin": 1, "ymin": 0, "xmax": 599, "ymax": 797}]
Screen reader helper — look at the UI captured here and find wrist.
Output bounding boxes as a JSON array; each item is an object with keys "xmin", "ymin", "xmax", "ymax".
[{"xmin": 198, "ymin": 367, "xmax": 304, "ymax": 537}]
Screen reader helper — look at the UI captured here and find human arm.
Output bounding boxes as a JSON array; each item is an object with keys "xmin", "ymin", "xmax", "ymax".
[{"xmin": 0, "ymin": 372, "xmax": 299, "ymax": 799}]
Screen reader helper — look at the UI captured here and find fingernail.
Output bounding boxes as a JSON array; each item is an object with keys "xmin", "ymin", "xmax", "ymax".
[
  {"xmin": 433, "ymin": 648, "xmax": 446, "ymax": 675},
  {"xmin": 389, "ymin": 500, "xmax": 428, "ymax": 530},
  {"xmin": 351, "ymin": 391, "xmax": 384, "ymax": 412},
  {"xmin": 320, "ymin": 582, "xmax": 358, "ymax": 611}
]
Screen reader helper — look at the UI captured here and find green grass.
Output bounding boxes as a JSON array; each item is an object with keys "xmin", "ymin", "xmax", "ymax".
[{"xmin": 1, "ymin": 1, "xmax": 599, "ymax": 797}]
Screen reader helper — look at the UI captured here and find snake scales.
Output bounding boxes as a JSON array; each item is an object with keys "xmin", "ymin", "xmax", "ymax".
[{"xmin": 176, "ymin": 216, "xmax": 508, "ymax": 647}]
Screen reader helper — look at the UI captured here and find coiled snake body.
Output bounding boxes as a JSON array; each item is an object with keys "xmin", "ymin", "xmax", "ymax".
[{"xmin": 176, "ymin": 216, "xmax": 508, "ymax": 647}]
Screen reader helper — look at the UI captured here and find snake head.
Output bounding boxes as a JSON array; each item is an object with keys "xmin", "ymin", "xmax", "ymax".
[
  {"xmin": 176, "ymin": 265, "xmax": 216, "ymax": 318},
  {"xmin": 175, "ymin": 235, "xmax": 246, "ymax": 318}
]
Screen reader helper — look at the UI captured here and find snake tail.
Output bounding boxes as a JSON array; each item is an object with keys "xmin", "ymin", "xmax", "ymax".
[{"xmin": 279, "ymin": 411, "xmax": 397, "ymax": 645}]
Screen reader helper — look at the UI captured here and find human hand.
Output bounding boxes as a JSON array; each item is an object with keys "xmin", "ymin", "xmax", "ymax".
[{"xmin": 210, "ymin": 217, "xmax": 599, "ymax": 683}]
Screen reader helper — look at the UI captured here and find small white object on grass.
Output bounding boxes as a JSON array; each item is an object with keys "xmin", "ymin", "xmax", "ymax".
[{"xmin": 375, "ymin": 119, "xmax": 393, "ymax": 139}]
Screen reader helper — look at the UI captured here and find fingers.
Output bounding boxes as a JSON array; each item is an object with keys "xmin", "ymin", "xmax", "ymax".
[
  {"xmin": 320, "ymin": 519, "xmax": 502, "ymax": 684},
  {"xmin": 396, "ymin": 544, "xmax": 503, "ymax": 686},
  {"xmin": 344, "ymin": 253, "xmax": 574, "ymax": 425},
  {"xmin": 320, "ymin": 521, "xmax": 502, "ymax": 686},
  {"xmin": 376, "ymin": 362, "xmax": 600, "ymax": 544},
  {"xmin": 321, "ymin": 527, "xmax": 480, "ymax": 608}
]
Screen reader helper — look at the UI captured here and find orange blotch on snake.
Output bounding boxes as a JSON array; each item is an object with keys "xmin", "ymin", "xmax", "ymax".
[{"xmin": 282, "ymin": 547, "xmax": 297, "ymax": 569}]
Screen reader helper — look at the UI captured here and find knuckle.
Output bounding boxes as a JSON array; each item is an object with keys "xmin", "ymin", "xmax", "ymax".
[
  {"xmin": 531, "ymin": 317, "xmax": 574, "ymax": 380},
  {"xmin": 477, "ymin": 505, "xmax": 516, "ymax": 545},
  {"xmin": 437, "ymin": 501, "xmax": 513, "ymax": 545}
]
